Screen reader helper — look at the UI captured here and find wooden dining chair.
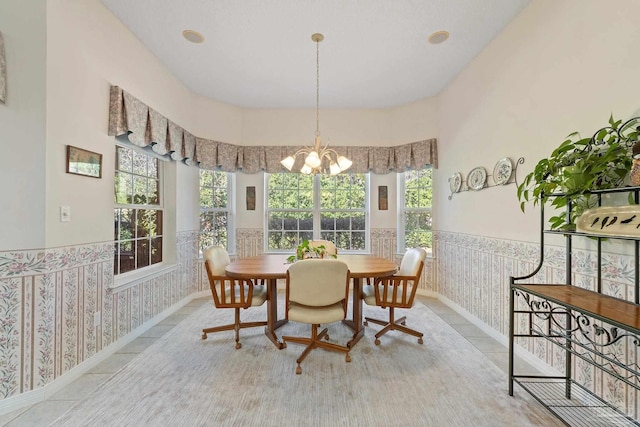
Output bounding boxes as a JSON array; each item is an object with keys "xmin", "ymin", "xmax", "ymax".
[
  {"xmin": 202, "ymin": 246, "xmax": 267, "ymax": 349},
  {"xmin": 362, "ymin": 248, "xmax": 427, "ymax": 345},
  {"xmin": 282, "ymin": 259, "xmax": 351, "ymax": 374}
]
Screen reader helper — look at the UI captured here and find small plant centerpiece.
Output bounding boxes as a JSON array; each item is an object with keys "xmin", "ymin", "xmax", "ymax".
[
  {"xmin": 286, "ymin": 240, "xmax": 337, "ymax": 263},
  {"xmin": 517, "ymin": 115, "xmax": 640, "ymax": 231}
]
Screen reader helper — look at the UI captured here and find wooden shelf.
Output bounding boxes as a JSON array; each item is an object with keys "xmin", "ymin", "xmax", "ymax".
[
  {"xmin": 514, "ymin": 284, "xmax": 640, "ymax": 334},
  {"xmin": 510, "ymin": 186, "xmax": 640, "ymax": 425}
]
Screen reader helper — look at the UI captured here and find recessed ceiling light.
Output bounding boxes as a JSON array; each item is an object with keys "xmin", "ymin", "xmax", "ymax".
[
  {"xmin": 428, "ymin": 31, "xmax": 449, "ymax": 45},
  {"xmin": 182, "ymin": 30, "xmax": 204, "ymax": 44}
]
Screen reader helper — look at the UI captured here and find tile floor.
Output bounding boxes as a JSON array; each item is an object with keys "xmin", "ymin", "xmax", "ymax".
[{"xmin": 0, "ymin": 296, "xmax": 541, "ymax": 426}]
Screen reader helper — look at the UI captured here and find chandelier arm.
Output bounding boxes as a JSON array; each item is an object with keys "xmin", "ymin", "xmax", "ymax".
[{"xmin": 288, "ymin": 148, "xmax": 311, "ymax": 158}]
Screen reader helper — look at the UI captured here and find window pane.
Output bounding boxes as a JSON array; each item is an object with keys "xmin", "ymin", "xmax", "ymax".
[
  {"xmin": 132, "ymin": 151, "xmax": 147, "ymax": 176},
  {"xmin": 133, "ymin": 176, "xmax": 148, "ymax": 204},
  {"xmin": 269, "ymin": 213, "xmax": 284, "ymax": 231},
  {"xmin": 268, "ymin": 188, "xmax": 283, "ymax": 209},
  {"xmin": 215, "ymin": 172, "xmax": 228, "ymax": 187},
  {"xmin": 200, "ymin": 187, "xmax": 213, "ymax": 208},
  {"xmin": 320, "ymin": 231, "xmax": 334, "ymax": 241},
  {"xmin": 119, "ymin": 241, "xmax": 134, "ymax": 274},
  {"xmin": 321, "ymin": 213, "xmax": 336, "ymax": 230},
  {"xmin": 350, "ymin": 189, "xmax": 365, "ymax": 209},
  {"xmin": 147, "ymin": 157, "xmax": 158, "ymax": 179},
  {"xmin": 320, "ymin": 188, "xmax": 334, "ymax": 209},
  {"xmin": 268, "ymin": 232, "xmax": 284, "ymax": 250},
  {"xmin": 404, "ymin": 204, "xmax": 431, "ymax": 246},
  {"xmin": 151, "ymin": 237, "xmax": 163, "ymax": 265},
  {"xmin": 200, "ymin": 169, "xmax": 213, "ymax": 187},
  {"xmin": 119, "ymin": 209, "xmax": 134, "ymax": 241},
  {"xmin": 282, "ymin": 232, "xmax": 298, "ymax": 249},
  {"xmin": 405, "ymin": 189, "xmax": 419, "ymax": 208},
  {"xmin": 136, "ymin": 239, "xmax": 150, "ymax": 269},
  {"xmin": 351, "ymin": 232, "xmax": 366, "ymax": 250},
  {"xmin": 137, "ymin": 209, "xmax": 160, "ymax": 237},
  {"xmin": 115, "ymin": 172, "xmax": 132, "ymax": 204},
  {"xmin": 213, "ymin": 189, "xmax": 227, "ymax": 208},
  {"xmin": 148, "ymin": 179, "xmax": 159, "ymax": 204},
  {"xmin": 117, "ymin": 147, "xmax": 133, "ymax": 173},
  {"xmin": 298, "ymin": 189, "xmax": 313, "ymax": 209},
  {"xmin": 351, "ymin": 212, "xmax": 366, "ymax": 230}
]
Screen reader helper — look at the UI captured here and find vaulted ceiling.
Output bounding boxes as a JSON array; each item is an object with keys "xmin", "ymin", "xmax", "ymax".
[{"xmin": 99, "ymin": 0, "xmax": 530, "ymax": 109}]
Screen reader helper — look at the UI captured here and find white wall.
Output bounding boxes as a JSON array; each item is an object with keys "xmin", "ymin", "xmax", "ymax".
[
  {"xmin": 38, "ymin": 0, "xmax": 438, "ymax": 252},
  {"xmin": 43, "ymin": 0, "xmax": 244, "ymax": 248},
  {"xmin": 435, "ymin": 0, "xmax": 640, "ymax": 243},
  {"xmin": 0, "ymin": 0, "xmax": 47, "ymax": 251}
]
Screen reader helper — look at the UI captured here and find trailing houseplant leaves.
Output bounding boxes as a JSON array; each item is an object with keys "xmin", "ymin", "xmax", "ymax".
[{"xmin": 517, "ymin": 115, "xmax": 640, "ymax": 231}]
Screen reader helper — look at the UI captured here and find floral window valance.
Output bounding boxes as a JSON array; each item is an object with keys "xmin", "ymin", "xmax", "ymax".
[{"xmin": 108, "ymin": 86, "xmax": 437, "ymax": 173}]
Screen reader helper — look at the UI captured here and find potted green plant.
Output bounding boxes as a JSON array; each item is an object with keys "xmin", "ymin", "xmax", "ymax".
[
  {"xmin": 517, "ymin": 115, "xmax": 639, "ymax": 230},
  {"xmin": 286, "ymin": 240, "xmax": 337, "ymax": 263}
]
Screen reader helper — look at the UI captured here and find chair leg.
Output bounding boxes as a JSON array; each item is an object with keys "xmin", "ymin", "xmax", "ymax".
[
  {"xmin": 234, "ymin": 308, "xmax": 241, "ymax": 349},
  {"xmin": 283, "ymin": 324, "xmax": 351, "ymax": 375},
  {"xmin": 364, "ymin": 307, "xmax": 424, "ymax": 345},
  {"xmin": 201, "ymin": 308, "xmax": 268, "ymax": 349}
]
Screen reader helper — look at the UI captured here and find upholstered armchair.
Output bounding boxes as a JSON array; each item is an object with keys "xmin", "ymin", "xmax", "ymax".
[
  {"xmin": 202, "ymin": 246, "xmax": 267, "ymax": 349},
  {"xmin": 282, "ymin": 259, "xmax": 351, "ymax": 374},
  {"xmin": 362, "ymin": 248, "xmax": 427, "ymax": 345}
]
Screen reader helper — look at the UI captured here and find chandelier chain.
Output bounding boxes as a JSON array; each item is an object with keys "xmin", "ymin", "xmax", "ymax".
[{"xmin": 316, "ymin": 38, "xmax": 320, "ymax": 138}]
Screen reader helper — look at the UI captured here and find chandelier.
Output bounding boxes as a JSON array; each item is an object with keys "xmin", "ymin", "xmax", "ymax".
[{"xmin": 281, "ymin": 33, "xmax": 352, "ymax": 175}]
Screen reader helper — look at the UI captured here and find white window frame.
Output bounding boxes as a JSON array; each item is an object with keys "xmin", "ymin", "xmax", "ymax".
[
  {"xmin": 199, "ymin": 169, "xmax": 235, "ymax": 255},
  {"xmin": 397, "ymin": 167, "xmax": 433, "ymax": 255},
  {"xmin": 264, "ymin": 173, "xmax": 370, "ymax": 253},
  {"xmin": 114, "ymin": 142, "xmax": 166, "ymax": 277}
]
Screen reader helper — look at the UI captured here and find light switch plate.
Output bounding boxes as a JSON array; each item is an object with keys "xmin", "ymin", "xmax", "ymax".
[{"xmin": 60, "ymin": 206, "xmax": 71, "ymax": 222}]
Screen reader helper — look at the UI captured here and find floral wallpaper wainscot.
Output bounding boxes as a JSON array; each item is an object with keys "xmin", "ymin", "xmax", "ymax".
[{"xmin": 0, "ymin": 231, "xmax": 201, "ymax": 404}]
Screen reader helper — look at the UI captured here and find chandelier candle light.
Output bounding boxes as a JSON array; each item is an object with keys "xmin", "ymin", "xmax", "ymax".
[{"xmin": 280, "ymin": 33, "xmax": 352, "ymax": 175}]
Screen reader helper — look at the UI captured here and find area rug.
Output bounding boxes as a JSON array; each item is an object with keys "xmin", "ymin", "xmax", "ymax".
[{"xmin": 50, "ymin": 297, "xmax": 561, "ymax": 427}]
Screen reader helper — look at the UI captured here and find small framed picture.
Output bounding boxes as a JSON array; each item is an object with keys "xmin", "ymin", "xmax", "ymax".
[
  {"xmin": 378, "ymin": 186, "xmax": 388, "ymax": 210},
  {"xmin": 66, "ymin": 145, "xmax": 102, "ymax": 178},
  {"xmin": 246, "ymin": 186, "xmax": 256, "ymax": 210}
]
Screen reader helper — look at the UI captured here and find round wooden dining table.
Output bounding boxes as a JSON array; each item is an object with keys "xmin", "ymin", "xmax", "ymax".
[{"xmin": 225, "ymin": 254, "xmax": 398, "ymax": 349}]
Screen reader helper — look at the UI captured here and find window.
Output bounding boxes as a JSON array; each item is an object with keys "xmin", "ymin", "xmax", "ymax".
[
  {"xmin": 399, "ymin": 168, "xmax": 432, "ymax": 252},
  {"xmin": 199, "ymin": 169, "xmax": 232, "ymax": 254},
  {"xmin": 266, "ymin": 173, "xmax": 368, "ymax": 251},
  {"xmin": 114, "ymin": 145, "xmax": 163, "ymax": 275},
  {"xmin": 319, "ymin": 174, "xmax": 367, "ymax": 249}
]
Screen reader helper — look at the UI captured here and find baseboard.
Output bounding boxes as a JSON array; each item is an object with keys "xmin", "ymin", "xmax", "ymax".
[
  {"xmin": 435, "ymin": 294, "xmax": 559, "ymax": 378},
  {"xmin": 0, "ymin": 291, "xmax": 208, "ymax": 416}
]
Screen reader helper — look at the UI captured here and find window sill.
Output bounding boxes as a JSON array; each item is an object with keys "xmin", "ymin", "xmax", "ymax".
[{"xmin": 111, "ymin": 263, "xmax": 178, "ymax": 291}]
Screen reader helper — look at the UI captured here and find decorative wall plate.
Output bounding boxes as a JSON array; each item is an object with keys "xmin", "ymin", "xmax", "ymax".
[
  {"xmin": 576, "ymin": 205, "xmax": 640, "ymax": 237},
  {"xmin": 493, "ymin": 157, "xmax": 513, "ymax": 185},
  {"xmin": 467, "ymin": 167, "xmax": 487, "ymax": 191},
  {"xmin": 449, "ymin": 172, "xmax": 462, "ymax": 193}
]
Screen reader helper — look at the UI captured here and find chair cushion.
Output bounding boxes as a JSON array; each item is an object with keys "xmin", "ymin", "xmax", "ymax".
[
  {"xmin": 224, "ymin": 283, "xmax": 267, "ymax": 307},
  {"xmin": 362, "ymin": 283, "xmax": 414, "ymax": 307},
  {"xmin": 397, "ymin": 248, "xmax": 427, "ymax": 276},
  {"xmin": 287, "ymin": 301, "xmax": 345, "ymax": 324},
  {"xmin": 249, "ymin": 284, "xmax": 268, "ymax": 306},
  {"xmin": 362, "ymin": 284, "xmax": 377, "ymax": 306}
]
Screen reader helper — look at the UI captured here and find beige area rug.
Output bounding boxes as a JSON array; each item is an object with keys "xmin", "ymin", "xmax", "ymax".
[{"xmin": 50, "ymin": 297, "xmax": 562, "ymax": 427}]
